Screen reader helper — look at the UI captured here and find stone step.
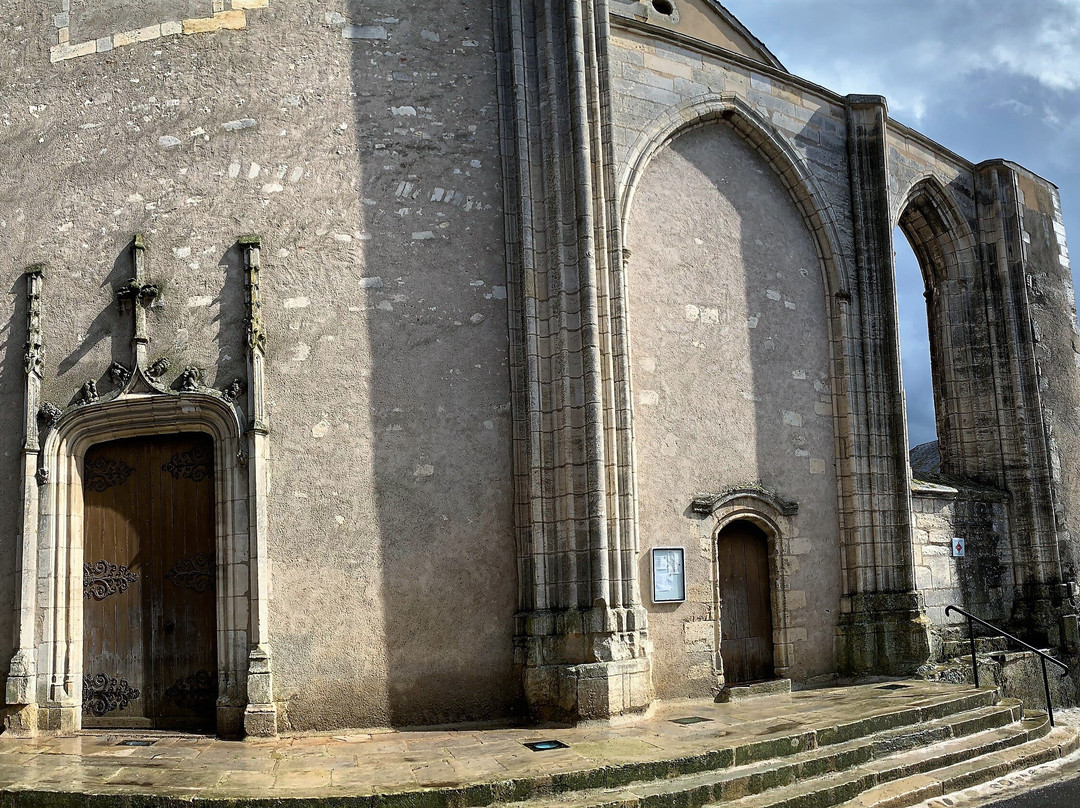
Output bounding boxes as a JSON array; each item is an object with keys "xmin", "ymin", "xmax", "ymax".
[
  {"xmin": 498, "ymin": 701, "xmax": 1021, "ymax": 808},
  {"xmin": 717, "ymin": 712, "xmax": 1061, "ymax": 808},
  {"xmin": 838, "ymin": 725, "xmax": 1080, "ymax": 808},
  {"xmin": 941, "ymin": 637, "xmax": 1010, "ymax": 658}
]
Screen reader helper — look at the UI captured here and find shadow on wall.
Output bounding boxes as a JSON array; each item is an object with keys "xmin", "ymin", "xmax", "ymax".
[
  {"xmin": 345, "ymin": 0, "xmax": 522, "ymax": 726},
  {"xmin": 209, "ymin": 243, "xmax": 248, "ymax": 393},
  {"xmin": 57, "ymin": 240, "xmax": 133, "ymax": 386}
]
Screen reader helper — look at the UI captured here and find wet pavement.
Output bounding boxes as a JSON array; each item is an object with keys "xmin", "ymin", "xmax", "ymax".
[{"xmin": 0, "ymin": 680, "xmax": 991, "ymax": 802}]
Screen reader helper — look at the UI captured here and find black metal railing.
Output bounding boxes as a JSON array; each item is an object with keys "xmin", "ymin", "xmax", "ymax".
[{"xmin": 945, "ymin": 604, "xmax": 1069, "ymax": 727}]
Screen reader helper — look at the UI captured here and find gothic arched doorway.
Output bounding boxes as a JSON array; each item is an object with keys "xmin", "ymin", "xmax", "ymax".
[
  {"xmin": 717, "ymin": 520, "xmax": 774, "ymax": 684},
  {"xmin": 82, "ymin": 433, "xmax": 217, "ymax": 730}
]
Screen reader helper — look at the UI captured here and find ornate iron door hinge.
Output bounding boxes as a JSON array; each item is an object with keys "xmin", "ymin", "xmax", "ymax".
[
  {"xmin": 164, "ymin": 670, "xmax": 218, "ymax": 712},
  {"xmin": 161, "ymin": 446, "xmax": 213, "ymax": 481},
  {"xmin": 82, "ymin": 673, "xmax": 140, "ymax": 716},
  {"xmin": 83, "ymin": 560, "xmax": 138, "ymax": 600},
  {"xmin": 163, "ymin": 553, "xmax": 215, "ymax": 592},
  {"xmin": 84, "ymin": 457, "xmax": 135, "ymax": 491}
]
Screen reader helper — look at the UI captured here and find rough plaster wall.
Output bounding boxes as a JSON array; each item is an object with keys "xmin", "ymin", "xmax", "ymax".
[
  {"xmin": 910, "ymin": 490, "xmax": 1012, "ymax": 627},
  {"xmin": 0, "ymin": 0, "xmax": 519, "ymax": 729},
  {"xmin": 626, "ymin": 123, "xmax": 842, "ymax": 695}
]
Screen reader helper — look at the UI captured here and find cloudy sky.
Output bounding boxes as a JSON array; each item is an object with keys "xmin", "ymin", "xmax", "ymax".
[{"xmin": 723, "ymin": 0, "xmax": 1080, "ymax": 448}]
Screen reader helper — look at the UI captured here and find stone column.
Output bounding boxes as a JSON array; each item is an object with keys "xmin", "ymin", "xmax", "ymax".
[
  {"xmin": 495, "ymin": 0, "xmax": 651, "ymax": 721},
  {"xmin": 238, "ymin": 235, "xmax": 278, "ymax": 736},
  {"xmin": 836, "ymin": 96, "xmax": 930, "ymax": 674},
  {"xmin": 975, "ymin": 162, "xmax": 1079, "ymax": 646},
  {"xmin": 4, "ymin": 265, "xmax": 46, "ymax": 735}
]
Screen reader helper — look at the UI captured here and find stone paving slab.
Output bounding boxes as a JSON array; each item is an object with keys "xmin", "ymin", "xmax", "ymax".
[{"xmin": 0, "ymin": 680, "xmax": 988, "ymax": 803}]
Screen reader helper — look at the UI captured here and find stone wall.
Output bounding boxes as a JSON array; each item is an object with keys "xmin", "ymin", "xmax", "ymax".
[
  {"xmin": 2, "ymin": 0, "xmax": 1078, "ymax": 732},
  {"xmin": 910, "ymin": 482, "xmax": 1012, "ymax": 630}
]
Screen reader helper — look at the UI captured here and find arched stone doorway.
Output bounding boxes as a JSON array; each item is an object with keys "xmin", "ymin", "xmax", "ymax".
[{"xmin": 717, "ymin": 520, "xmax": 774, "ymax": 684}]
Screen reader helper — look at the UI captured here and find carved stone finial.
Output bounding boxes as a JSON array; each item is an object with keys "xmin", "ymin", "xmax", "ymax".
[
  {"xmin": 242, "ymin": 237, "xmax": 266, "ymax": 354},
  {"xmin": 24, "ymin": 265, "xmax": 45, "ymax": 378},
  {"xmin": 38, "ymin": 402, "xmax": 63, "ymax": 425},
  {"xmin": 222, "ymin": 378, "xmax": 245, "ymax": 403},
  {"xmin": 178, "ymin": 367, "xmax": 201, "ymax": 392},
  {"xmin": 116, "ymin": 279, "xmax": 159, "ymax": 307},
  {"xmin": 109, "ymin": 362, "xmax": 132, "ymax": 387},
  {"xmin": 35, "ymin": 468, "xmax": 49, "ymax": 486},
  {"xmin": 147, "ymin": 357, "xmax": 170, "ymax": 378},
  {"xmin": 76, "ymin": 380, "xmax": 98, "ymax": 406}
]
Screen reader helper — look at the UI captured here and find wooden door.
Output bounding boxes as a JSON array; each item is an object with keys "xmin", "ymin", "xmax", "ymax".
[
  {"xmin": 82, "ymin": 433, "xmax": 217, "ymax": 730},
  {"xmin": 718, "ymin": 521, "xmax": 774, "ymax": 684}
]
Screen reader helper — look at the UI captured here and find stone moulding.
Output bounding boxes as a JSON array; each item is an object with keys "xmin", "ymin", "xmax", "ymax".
[
  {"xmin": 691, "ymin": 486, "xmax": 799, "ymax": 518},
  {"xmin": 496, "ymin": 0, "xmax": 652, "ymax": 721},
  {"xmin": 50, "ymin": 1, "xmax": 270, "ymax": 63}
]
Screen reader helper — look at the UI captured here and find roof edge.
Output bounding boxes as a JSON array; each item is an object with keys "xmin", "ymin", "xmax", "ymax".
[{"xmin": 705, "ymin": 1, "xmax": 787, "ymax": 72}]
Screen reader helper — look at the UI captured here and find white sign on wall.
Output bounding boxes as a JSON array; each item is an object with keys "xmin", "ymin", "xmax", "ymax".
[
  {"xmin": 951, "ymin": 537, "xmax": 966, "ymax": 558},
  {"xmin": 651, "ymin": 547, "xmax": 686, "ymax": 603}
]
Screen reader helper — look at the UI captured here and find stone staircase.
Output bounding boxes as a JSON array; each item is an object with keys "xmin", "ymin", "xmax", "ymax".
[{"xmin": 494, "ymin": 688, "xmax": 1077, "ymax": 808}]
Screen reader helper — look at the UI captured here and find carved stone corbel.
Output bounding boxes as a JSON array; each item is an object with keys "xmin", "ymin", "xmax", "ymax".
[
  {"xmin": 75, "ymin": 380, "xmax": 99, "ymax": 406},
  {"xmin": 38, "ymin": 402, "xmax": 62, "ymax": 426},
  {"xmin": 108, "ymin": 362, "xmax": 132, "ymax": 387},
  {"xmin": 146, "ymin": 357, "xmax": 170, "ymax": 379},
  {"xmin": 222, "ymin": 378, "xmax": 245, "ymax": 403}
]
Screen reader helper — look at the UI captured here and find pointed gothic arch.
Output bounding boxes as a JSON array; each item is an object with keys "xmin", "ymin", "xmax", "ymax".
[
  {"xmin": 618, "ymin": 93, "xmax": 870, "ymax": 603},
  {"xmin": 893, "ymin": 176, "xmax": 988, "ymax": 480}
]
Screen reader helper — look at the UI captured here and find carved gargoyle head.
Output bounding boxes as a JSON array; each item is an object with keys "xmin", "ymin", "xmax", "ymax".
[{"xmin": 146, "ymin": 357, "xmax": 171, "ymax": 378}]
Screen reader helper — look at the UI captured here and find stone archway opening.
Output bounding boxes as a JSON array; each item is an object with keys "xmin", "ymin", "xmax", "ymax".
[{"xmin": 21, "ymin": 394, "xmax": 258, "ymax": 737}]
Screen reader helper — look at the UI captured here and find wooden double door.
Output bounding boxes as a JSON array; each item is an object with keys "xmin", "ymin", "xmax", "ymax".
[
  {"xmin": 718, "ymin": 521, "xmax": 775, "ymax": 684},
  {"xmin": 82, "ymin": 433, "xmax": 217, "ymax": 730}
]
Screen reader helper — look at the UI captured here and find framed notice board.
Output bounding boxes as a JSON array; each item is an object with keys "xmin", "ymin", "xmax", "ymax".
[{"xmin": 651, "ymin": 547, "xmax": 686, "ymax": 603}]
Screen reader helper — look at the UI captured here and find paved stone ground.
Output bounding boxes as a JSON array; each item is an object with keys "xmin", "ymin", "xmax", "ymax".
[{"xmin": 0, "ymin": 680, "xmax": 980, "ymax": 801}]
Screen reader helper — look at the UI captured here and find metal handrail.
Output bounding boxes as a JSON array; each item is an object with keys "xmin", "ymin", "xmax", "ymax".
[{"xmin": 945, "ymin": 604, "xmax": 1069, "ymax": 727}]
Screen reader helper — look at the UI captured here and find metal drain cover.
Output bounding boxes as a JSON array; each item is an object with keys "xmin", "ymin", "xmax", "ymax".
[
  {"xmin": 117, "ymin": 739, "xmax": 156, "ymax": 747},
  {"xmin": 876, "ymin": 684, "xmax": 912, "ymax": 691},
  {"xmin": 524, "ymin": 740, "xmax": 570, "ymax": 751},
  {"xmin": 670, "ymin": 716, "xmax": 713, "ymax": 725}
]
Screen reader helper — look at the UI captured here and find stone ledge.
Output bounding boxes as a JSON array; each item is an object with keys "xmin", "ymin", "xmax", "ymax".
[{"xmin": 716, "ymin": 677, "xmax": 791, "ymax": 702}]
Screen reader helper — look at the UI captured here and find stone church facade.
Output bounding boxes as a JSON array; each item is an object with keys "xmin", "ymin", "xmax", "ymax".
[{"xmin": 0, "ymin": 0, "xmax": 1077, "ymax": 737}]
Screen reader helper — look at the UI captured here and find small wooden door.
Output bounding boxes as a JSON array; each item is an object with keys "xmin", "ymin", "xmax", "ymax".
[
  {"xmin": 718, "ymin": 521, "xmax": 774, "ymax": 684},
  {"xmin": 82, "ymin": 433, "xmax": 217, "ymax": 730}
]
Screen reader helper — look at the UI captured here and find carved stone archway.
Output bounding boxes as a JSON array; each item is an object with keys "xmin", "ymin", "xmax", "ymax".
[
  {"xmin": 6, "ymin": 236, "xmax": 276, "ymax": 737},
  {"xmin": 692, "ymin": 487, "xmax": 798, "ymax": 681},
  {"xmin": 34, "ymin": 394, "xmax": 255, "ymax": 735}
]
